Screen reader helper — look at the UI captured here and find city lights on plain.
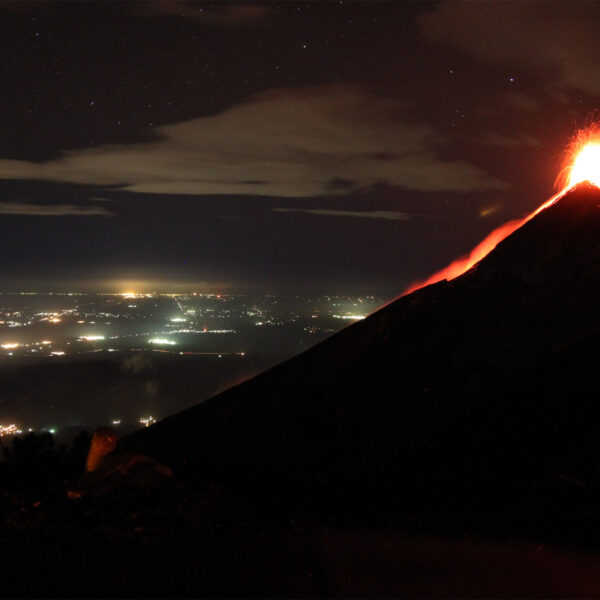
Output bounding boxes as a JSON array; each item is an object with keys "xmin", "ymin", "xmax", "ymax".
[
  {"xmin": 0, "ymin": 424, "xmax": 22, "ymax": 436},
  {"xmin": 149, "ymin": 337, "xmax": 176, "ymax": 345}
]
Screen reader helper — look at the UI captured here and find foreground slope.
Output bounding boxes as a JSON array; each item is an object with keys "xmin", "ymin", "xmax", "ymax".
[{"xmin": 127, "ymin": 183, "xmax": 600, "ymax": 523}]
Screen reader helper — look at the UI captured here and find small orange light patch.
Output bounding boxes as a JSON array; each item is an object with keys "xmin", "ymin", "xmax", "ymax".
[{"xmin": 479, "ymin": 204, "xmax": 501, "ymax": 218}]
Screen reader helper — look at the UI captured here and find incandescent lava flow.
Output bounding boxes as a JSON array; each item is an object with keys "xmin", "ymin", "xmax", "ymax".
[{"xmin": 404, "ymin": 126, "xmax": 600, "ymax": 295}]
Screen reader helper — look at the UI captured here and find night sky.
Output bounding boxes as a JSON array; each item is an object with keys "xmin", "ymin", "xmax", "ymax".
[{"xmin": 1, "ymin": 1, "xmax": 599, "ymax": 295}]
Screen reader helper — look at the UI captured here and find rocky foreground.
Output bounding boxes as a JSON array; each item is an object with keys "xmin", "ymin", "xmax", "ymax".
[{"xmin": 3, "ymin": 431, "xmax": 600, "ymax": 598}]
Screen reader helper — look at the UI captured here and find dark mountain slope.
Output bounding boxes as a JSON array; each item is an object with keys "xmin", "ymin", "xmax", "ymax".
[{"xmin": 126, "ymin": 183, "xmax": 600, "ymax": 523}]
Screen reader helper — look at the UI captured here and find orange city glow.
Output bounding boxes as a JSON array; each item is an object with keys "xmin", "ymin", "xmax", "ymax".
[{"xmin": 404, "ymin": 125, "xmax": 600, "ymax": 295}]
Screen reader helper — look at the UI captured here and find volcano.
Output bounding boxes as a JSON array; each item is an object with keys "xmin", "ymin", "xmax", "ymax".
[
  {"xmin": 4, "ymin": 183, "xmax": 600, "ymax": 599},
  {"xmin": 127, "ymin": 182, "xmax": 600, "ymax": 538}
]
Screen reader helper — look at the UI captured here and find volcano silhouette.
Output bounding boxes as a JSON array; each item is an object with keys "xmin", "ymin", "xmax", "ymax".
[{"xmin": 127, "ymin": 182, "xmax": 600, "ymax": 533}]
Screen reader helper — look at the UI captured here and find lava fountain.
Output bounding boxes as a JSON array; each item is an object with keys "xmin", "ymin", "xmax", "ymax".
[{"xmin": 403, "ymin": 125, "xmax": 600, "ymax": 295}]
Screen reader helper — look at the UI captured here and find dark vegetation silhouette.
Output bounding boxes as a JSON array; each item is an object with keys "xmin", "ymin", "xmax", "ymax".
[{"xmin": 2, "ymin": 432, "xmax": 88, "ymax": 483}]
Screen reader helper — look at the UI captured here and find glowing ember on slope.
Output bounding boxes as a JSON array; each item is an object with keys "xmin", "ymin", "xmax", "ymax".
[
  {"xmin": 404, "ymin": 125, "xmax": 600, "ymax": 295},
  {"xmin": 403, "ymin": 218, "xmax": 525, "ymax": 294}
]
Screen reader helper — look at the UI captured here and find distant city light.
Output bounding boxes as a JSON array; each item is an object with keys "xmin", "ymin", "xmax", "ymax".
[
  {"xmin": 0, "ymin": 292, "xmax": 382, "ymax": 379},
  {"xmin": 121, "ymin": 292, "xmax": 153, "ymax": 299},
  {"xmin": 0, "ymin": 424, "xmax": 22, "ymax": 436},
  {"xmin": 140, "ymin": 416, "xmax": 156, "ymax": 427},
  {"xmin": 149, "ymin": 338, "xmax": 176, "ymax": 345},
  {"xmin": 111, "ymin": 419, "xmax": 121, "ymax": 425}
]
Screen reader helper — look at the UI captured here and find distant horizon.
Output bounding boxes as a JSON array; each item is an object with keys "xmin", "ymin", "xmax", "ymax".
[
  {"xmin": 0, "ymin": 288, "xmax": 387, "ymax": 297},
  {"xmin": 0, "ymin": 272, "xmax": 401, "ymax": 297}
]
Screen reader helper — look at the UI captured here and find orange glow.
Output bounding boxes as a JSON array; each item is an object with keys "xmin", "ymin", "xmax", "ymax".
[
  {"xmin": 556, "ymin": 121, "xmax": 600, "ymax": 189},
  {"xmin": 567, "ymin": 143, "xmax": 600, "ymax": 187},
  {"xmin": 404, "ymin": 219, "xmax": 524, "ymax": 294},
  {"xmin": 404, "ymin": 125, "xmax": 600, "ymax": 295}
]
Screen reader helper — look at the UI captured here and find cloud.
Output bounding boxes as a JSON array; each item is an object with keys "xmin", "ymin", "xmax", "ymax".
[
  {"xmin": 503, "ymin": 92, "xmax": 538, "ymax": 112},
  {"xmin": 420, "ymin": 2, "xmax": 600, "ymax": 97},
  {"xmin": 121, "ymin": 354, "xmax": 151, "ymax": 375},
  {"xmin": 474, "ymin": 132, "xmax": 540, "ymax": 148},
  {"xmin": 133, "ymin": 2, "xmax": 272, "ymax": 28},
  {"xmin": 274, "ymin": 208, "xmax": 414, "ymax": 221},
  {"xmin": 0, "ymin": 85, "xmax": 505, "ymax": 197},
  {"xmin": 0, "ymin": 201, "xmax": 114, "ymax": 216}
]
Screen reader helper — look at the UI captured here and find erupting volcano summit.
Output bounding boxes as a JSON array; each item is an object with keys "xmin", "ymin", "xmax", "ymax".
[{"xmin": 404, "ymin": 127, "xmax": 600, "ymax": 294}]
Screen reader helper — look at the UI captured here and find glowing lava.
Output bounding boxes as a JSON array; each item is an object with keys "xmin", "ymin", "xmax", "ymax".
[
  {"xmin": 566, "ymin": 143, "xmax": 600, "ymax": 188},
  {"xmin": 404, "ymin": 125, "xmax": 600, "ymax": 295}
]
